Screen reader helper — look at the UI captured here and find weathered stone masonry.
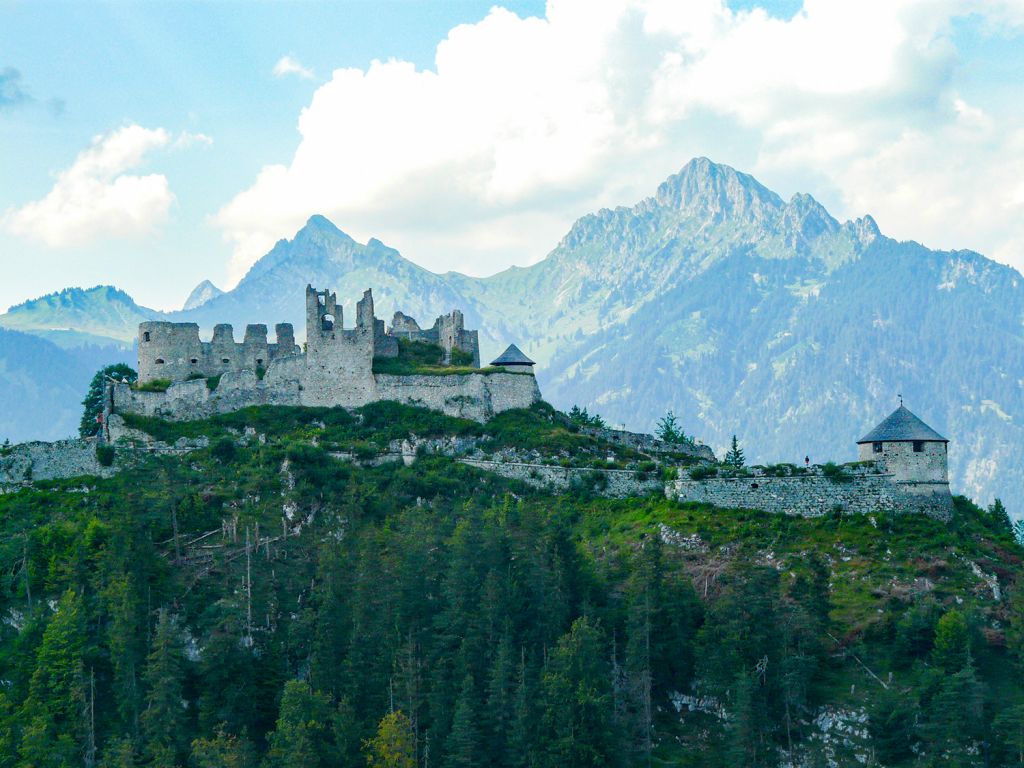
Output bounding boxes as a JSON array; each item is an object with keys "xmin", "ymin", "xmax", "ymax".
[
  {"xmin": 669, "ymin": 465, "xmax": 953, "ymax": 520},
  {"xmin": 120, "ymin": 285, "xmax": 540, "ymax": 423}
]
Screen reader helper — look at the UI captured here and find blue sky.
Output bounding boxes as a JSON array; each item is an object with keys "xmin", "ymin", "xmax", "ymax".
[{"xmin": 2, "ymin": 0, "xmax": 1024, "ymax": 312}]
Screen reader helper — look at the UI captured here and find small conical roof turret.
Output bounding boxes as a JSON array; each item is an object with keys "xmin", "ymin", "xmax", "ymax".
[
  {"xmin": 491, "ymin": 344, "xmax": 534, "ymax": 367},
  {"xmin": 857, "ymin": 405, "xmax": 947, "ymax": 444}
]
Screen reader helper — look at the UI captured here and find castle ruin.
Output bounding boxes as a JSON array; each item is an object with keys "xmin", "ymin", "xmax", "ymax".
[{"xmin": 118, "ymin": 285, "xmax": 539, "ymax": 423}]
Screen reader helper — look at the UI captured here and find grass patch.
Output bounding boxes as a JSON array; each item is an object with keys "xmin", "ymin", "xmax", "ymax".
[
  {"xmin": 134, "ymin": 378, "xmax": 172, "ymax": 392},
  {"xmin": 372, "ymin": 338, "xmax": 515, "ymax": 376}
]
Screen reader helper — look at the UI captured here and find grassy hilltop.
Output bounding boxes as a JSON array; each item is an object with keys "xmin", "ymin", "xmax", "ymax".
[{"xmin": 1, "ymin": 402, "xmax": 1023, "ymax": 767}]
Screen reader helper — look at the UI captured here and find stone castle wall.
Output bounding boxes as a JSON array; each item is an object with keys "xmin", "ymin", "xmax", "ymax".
[
  {"xmin": 459, "ymin": 459, "xmax": 666, "ymax": 498},
  {"xmin": 138, "ymin": 321, "xmax": 299, "ymax": 384},
  {"xmin": 0, "ymin": 438, "xmax": 117, "ymax": 487},
  {"xmin": 669, "ymin": 468, "xmax": 953, "ymax": 519},
  {"xmin": 113, "ymin": 368, "xmax": 541, "ymax": 423}
]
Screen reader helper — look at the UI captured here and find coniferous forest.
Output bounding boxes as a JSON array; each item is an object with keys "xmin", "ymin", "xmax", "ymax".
[{"xmin": 2, "ymin": 402, "xmax": 1024, "ymax": 767}]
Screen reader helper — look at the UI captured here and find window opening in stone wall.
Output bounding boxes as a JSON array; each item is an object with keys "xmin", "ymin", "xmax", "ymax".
[
  {"xmin": 873, "ymin": 442, "xmax": 883, "ymax": 453},
  {"xmin": 322, "ymin": 313, "xmax": 335, "ymax": 331},
  {"xmin": 913, "ymin": 441, "xmax": 924, "ymax": 452},
  {"xmin": 155, "ymin": 358, "xmax": 164, "ymax": 364},
  {"xmin": 190, "ymin": 358, "xmax": 198, "ymax": 364},
  {"xmin": 143, "ymin": 331, "xmax": 151, "ymax": 342},
  {"xmin": 222, "ymin": 358, "xmax": 230, "ymax": 364},
  {"xmin": 256, "ymin": 358, "xmax": 264, "ymax": 366}
]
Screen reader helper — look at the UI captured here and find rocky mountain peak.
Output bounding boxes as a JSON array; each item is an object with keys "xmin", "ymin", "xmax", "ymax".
[
  {"xmin": 655, "ymin": 157, "xmax": 784, "ymax": 224},
  {"xmin": 182, "ymin": 280, "xmax": 224, "ymax": 311}
]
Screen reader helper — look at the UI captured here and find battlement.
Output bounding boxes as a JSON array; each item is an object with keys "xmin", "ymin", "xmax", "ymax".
[
  {"xmin": 123, "ymin": 285, "xmax": 538, "ymax": 422},
  {"xmin": 138, "ymin": 321, "xmax": 299, "ymax": 383}
]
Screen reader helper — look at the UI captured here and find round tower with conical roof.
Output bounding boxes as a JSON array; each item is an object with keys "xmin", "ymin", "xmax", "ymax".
[{"xmin": 856, "ymin": 405, "xmax": 949, "ymax": 484}]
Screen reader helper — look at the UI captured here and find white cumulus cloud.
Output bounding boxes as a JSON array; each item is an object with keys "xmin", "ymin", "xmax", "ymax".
[
  {"xmin": 4, "ymin": 124, "xmax": 179, "ymax": 247},
  {"xmin": 273, "ymin": 55, "xmax": 315, "ymax": 80},
  {"xmin": 218, "ymin": 0, "xmax": 1024, "ymax": 283}
]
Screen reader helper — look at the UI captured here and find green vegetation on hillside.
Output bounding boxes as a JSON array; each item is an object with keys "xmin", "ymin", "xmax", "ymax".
[
  {"xmin": 372, "ymin": 338, "xmax": 509, "ymax": 376},
  {"xmin": 2, "ymin": 403, "xmax": 1024, "ymax": 766}
]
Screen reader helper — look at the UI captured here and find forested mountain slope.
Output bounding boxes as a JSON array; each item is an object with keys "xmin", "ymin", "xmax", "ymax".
[{"xmin": 1, "ymin": 403, "xmax": 1023, "ymax": 766}]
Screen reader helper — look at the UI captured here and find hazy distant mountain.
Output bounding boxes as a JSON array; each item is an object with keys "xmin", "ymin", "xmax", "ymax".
[
  {"xmin": 182, "ymin": 279, "xmax": 224, "ymax": 311},
  {"xmin": 1, "ymin": 159, "xmax": 1021, "ymax": 509},
  {"xmin": 0, "ymin": 285, "xmax": 156, "ymax": 348},
  {"xmin": 0, "ymin": 328, "xmax": 131, "ymax": 443}
]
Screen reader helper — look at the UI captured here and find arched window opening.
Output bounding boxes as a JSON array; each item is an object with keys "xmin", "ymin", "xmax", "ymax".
[
  {"xmin": 321, "ymin": 313, "xmax": 335, "ymax": 331},
  {"xmin": 190, "ymin": 358, "xmax": 199, "ymax": 364},
  {"xmin": 155, "ymin": 358, "xmax": 165, "ymax": 365},
  {"xmin": 222, "ymin": 358, "xmax": 230, "ymax": 364},
  {"xmin": 256, "ymin": 358, "xmax": 264, "ymax": 366},
  {"xmin": 143, "ymin": 331, "xmax": 151, "ymax": 342}
]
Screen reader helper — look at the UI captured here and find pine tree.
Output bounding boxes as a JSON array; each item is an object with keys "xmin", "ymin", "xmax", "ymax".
[
  {"xmin": 98, "ymin": 736, "xmax": 138, "ymax": 768},
  {"xmin": 540, "ymin": 617, "xmax": 622, "ymax": 767},
  {"xmin": 263, "ymin": 680, "xmax": 334, "ymax": 768},
  {"xmin": 484, "ymin": 632, "xmax": 516, "ymax": 766},
  {"xmin": 990, "ymin": 498, "xmax": 1013, "ymax": 535},
  {"xmin": 445, "ymin": 674, "xmax": 480, "ymax": 768},
  {"xmin": 365, "ymin": 711, "xmax": 416, "ymax": 768},
  {"xmin": 18, "ymin": 588, "xmax": 88, "ymax": 767},
  {"xmin": 141, "ymin": 608, "xmax": 186, "ymax": 766},
  {"xmin": 80, "ymin": 364, "xmax": 137, "ymax": 437},
  {"xmin": 932, "ymin": 609, "xmax": 970, "ymax": 674},
  {"xmin": 993, "ymin": 702, "xmax": 1024, "ymax": 766},
  {"xmin": 724, "ymin": 435, "xmax": 745, "ymax": 468},
  {"xmin": 655, "ymin": 411, "xmax": 685, "ymax": 444}
]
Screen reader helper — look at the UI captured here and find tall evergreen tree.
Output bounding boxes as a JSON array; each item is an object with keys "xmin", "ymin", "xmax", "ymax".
[
  {"xmin": 539, "ymin": 617, "xmax": 622, "ymax": 768},
  {"xmin": 724, "ymin": 435, "xmax": 745, "ymax": 468},
  {"xmin": 141, "ymin": 609, "xmax": 186, "ymax": 767},
  {"xmin": 263, "ymin": 681, "xmax": 334, "ymax": 768},
  {"xmin": 18, "ymin": 588, "xmax": 88, "ymax": 768},
  {"xmin": 445, "ymin": 674, "xmax": 481, "ymax": 768}
]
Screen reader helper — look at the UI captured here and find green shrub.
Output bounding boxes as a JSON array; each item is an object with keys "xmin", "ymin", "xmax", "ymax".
[
  {"xmin": 211, "ymin": 437, "xmax": 237, "ymax": 463},
  {"xmin": 256, "ymin": 365, "xmax": 267, "ymax": 381},
  {"xmin": 689, "ymin": 464, "xmax": 718, "ymax": 480},
  {"xmin": 206, "ymin": 375, "xmax": 222, "ymax": 391},
  {"xmin": 135, "ymin": 378, "xmax": 172, "ymax": 393},
  {"xmin": 186, "ymin": 373, "xmax": 205, "ymax": 381},
  {"xmin": 95, "ymin": 444, "xmax": 115, "ymax": 467},
  {"xmin": 450, "ymin": 347, "xmax": 475, "ymax": 366},
  {"xmin": 822, "ymin": 462, "xmax": 852, "ymax": 483}
]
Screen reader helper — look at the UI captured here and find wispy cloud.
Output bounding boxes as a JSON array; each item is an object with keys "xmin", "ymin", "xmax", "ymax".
[
  {"xmin": 3, "ymin": 124, "xmax": 208, "ymax": 247},
  {"xmin": 0, "ymin": 67, "xmax": 32, "ymax": 111},
  {"xmin": 272, "ymin": 55, "xmax": 315, "ymax": 80}
]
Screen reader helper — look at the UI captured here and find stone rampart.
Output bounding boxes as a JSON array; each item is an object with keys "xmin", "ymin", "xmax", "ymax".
[
  {"xmin": 459, "ymin": 459, "xmax": 665, "ymax": 498},
  {"xmin": 113, "ymin": 369, "xmax": 541, "ymax": 423},
  {"xmin": 0, "ymin": 438, "xmax": 117, "ymax": 487},
  {"xmin": 669, "ymin": 471, "xmax": 953, "ymax": 519}
]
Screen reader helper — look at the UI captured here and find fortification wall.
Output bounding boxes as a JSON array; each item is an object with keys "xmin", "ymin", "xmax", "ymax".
[
  {"xmin": 114, "ymin": 366, "xmax": 541, "ymax": 423},
  {"xmin": 459, "ymin": 459, "xmax": 664, "ymax": 498},
  {"xmin": 668, "ymin": 472, "xmax": 953, "ymax": 519},
  {"xmin": 303, "ymin": 327, "xmax": 377, "ymax": 407},
  {"xmin": 375, "ymin": 372, "xmax": 541, "ymax": 421},
  {"xmin": 138, "ymin": 321, "xmax": 299, "ymax": 384},
  {"xmin": 0, "ymin": 438, "xmax": 117, "ymax": 487}
]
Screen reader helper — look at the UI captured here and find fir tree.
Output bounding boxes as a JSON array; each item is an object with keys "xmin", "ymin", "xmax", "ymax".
[
  {"xmin": 142, "ymin": 609, "xmax": 186, "ymax": 767},
  {"xmin": 724, "ymin": 435, "xmax": 745, "ymax": 468},
  {"xmin": 445, "ymin": 674, "xmax": 481, "ymax": 768},
  {"xmin": 655, "ymin": 411, "xmax": 686, "ymax": 444},
  {"xmin": 18, "ymin": 588, "xmax": 88, "ymax": 768}
]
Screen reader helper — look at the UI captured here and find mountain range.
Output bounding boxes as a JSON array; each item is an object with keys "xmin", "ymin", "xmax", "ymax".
[{"xmin": 2, "ymin": 158, "xmax": 1021, "ymax": 510}]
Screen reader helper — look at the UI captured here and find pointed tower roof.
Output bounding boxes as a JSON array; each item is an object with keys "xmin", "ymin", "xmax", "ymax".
[
  {"xmin": 490, "ymin": 344, "xmax": 535, "ymax": 367},
  {"xmin": 857, "ymin": 405, "xmax": 947, "ymax": 444}
]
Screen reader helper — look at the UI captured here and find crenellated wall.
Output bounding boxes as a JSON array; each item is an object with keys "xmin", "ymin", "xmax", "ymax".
[{"xmin": 137, "ymin": 321, "xmax": 300, "ymax": 383}]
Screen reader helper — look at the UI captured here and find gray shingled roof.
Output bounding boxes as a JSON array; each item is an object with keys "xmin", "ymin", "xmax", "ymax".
[
  {"xmin": 491, "ymin": 344, "xmax": 535, "ymax": 366},
  {"xmin": 857, "ymin": 405, "xmax": 948, "ymax": 444}
]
